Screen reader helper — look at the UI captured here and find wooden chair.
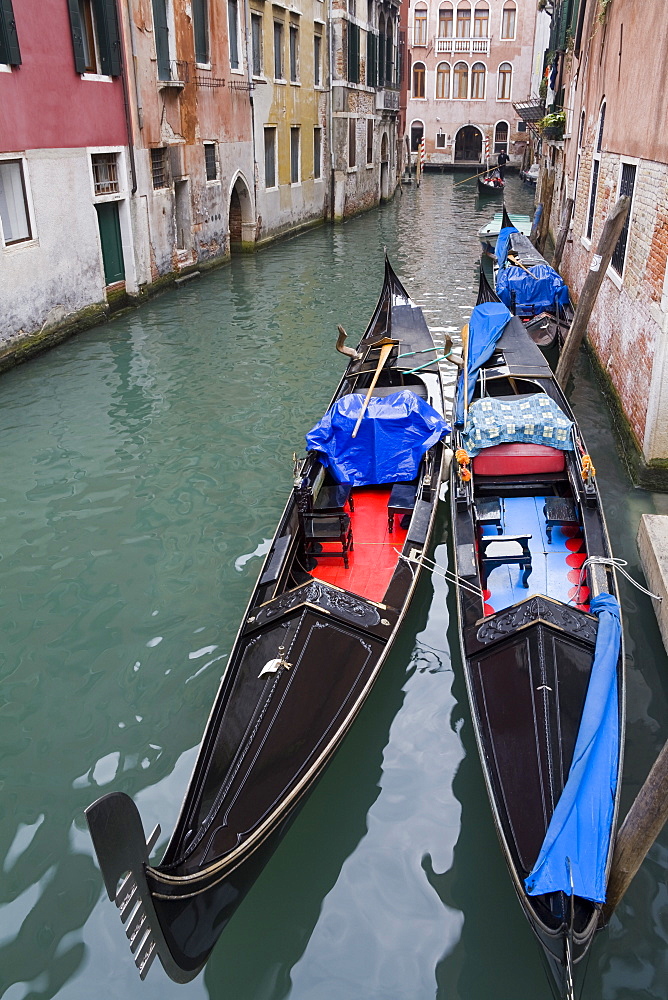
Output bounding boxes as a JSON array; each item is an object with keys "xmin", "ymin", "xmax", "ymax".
[
  {"xmin": 479, "ymin": 534, "xmax": 533, "ymax": 589},
  {"xmin": 302, "ymin": 512, "xmax": 354, "ymax": 569}
]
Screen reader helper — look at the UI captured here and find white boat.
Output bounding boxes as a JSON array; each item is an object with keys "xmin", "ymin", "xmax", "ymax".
[{"xmin": 478, "ymin": 212, "xmax": 532, "ymax": 247}]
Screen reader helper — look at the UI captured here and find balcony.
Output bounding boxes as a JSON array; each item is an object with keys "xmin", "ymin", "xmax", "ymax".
[
  {"xmin": 435, "ymin": 37, "xmax": 489, "ymax": 56},
  {"xmin": 376, "ymin": 88, "xmax": 400, "ymax": 111}
]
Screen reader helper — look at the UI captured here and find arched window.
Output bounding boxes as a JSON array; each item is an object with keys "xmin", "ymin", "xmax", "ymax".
[
  {"xmin": 414, "ymin": 5, "xmax": 427, "ymax": 46},
  {"xmin": 473, "ymin": 3, "xmax": 489, "ymax": 37},
  {"xmin": 494, "ymin": 120, "xmax": 509, "ymax": 153},
  {"xmin": 471, "ymin": 61, "xmax": 485, "ymax": 99},
  {"xmin": 456, "ymin": 3, "xmax": 471, "ymax": 38},
  {"xmin": 453, "ymin": 61, "xmax": 468, "ymax": 99},
  {"xmin": 438, "ymin": 4, "xmax": 453, "ymax": 37},
  {"xmin": 410, "ymin": 120, "xmax": 424, "ymax": 152},
  {"xmin": 436, "ymin": 61, "xmax": 451, "ymax": 99},
  {"xmin": 500, "ymin": 2, "xmax": 516, "ymax": 39},
  {"xmin": 412, "ymin": 61, "xmax": 426, "ymax": 98},
  {"xmin": 497, "ymin": 62, "xmax": 512, "ymax": 100}
]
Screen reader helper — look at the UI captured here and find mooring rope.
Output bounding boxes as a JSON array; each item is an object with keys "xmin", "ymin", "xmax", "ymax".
[
  {"xmin": 396, "ymin": 549, "xmax": 485, "ymax": 598},
  {"xmin": 576, "ymin": 556, "xmax": 662, "ymax": 602}
]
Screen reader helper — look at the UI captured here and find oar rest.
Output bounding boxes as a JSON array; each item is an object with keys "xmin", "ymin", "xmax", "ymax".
[{"xmin": 479, "ymin": 534, "xmax": 533, "ymax": 589}]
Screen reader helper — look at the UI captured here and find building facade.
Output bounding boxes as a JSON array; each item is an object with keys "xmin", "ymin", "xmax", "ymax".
[
  {"xmin": 404, "ymin": 0, "xmax": 544, "ymax": 169},
  {"xmin": 540, "ymin": 0, "xmax": 668, "ymax": 476}
]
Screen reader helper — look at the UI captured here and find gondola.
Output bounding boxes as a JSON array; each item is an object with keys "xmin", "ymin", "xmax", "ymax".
[
  {"xmin": 477, "ymin": 169, "xmax": 505, "ymax": 195},
  {"xmin": 85, "ymin": 257, "xmax": 450, "ymax": 983},
  {"xmin": 450, "ymin": 273, "xmax": 625, "ymax": 999},
  {"xmin": 486, "ymin": 205, "xmax": 573, "ymax": 349}
]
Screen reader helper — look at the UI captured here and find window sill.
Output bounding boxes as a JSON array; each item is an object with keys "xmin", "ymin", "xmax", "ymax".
[
  {"xmin": 229, "ymin": 66, "xmax": 245, "ymax": 75},
  {"xmin": 158, "ymin": 79, "xmax": 185, "ymax": 90},
  {"xmin": 606, "ymin": 265, "xmax": 623, "ymax": 290},
  {"xmin": 0, "ymin": 63, "xmax": 13, "ymax": 73},
  {"xmin": 274, "ymin": 78, "xmax": 287, "ymax": 85},
  {"xmin": 346, "ymin": 166, "xmax": 358, "ymax": 173},
  {"xmin": 196, "ymin": 62, "xmax": 212, "ymax": 71},
  {"xmin": 290, "ymin": 79, "xmax": 301, "ymax": 86},
  {"xmin": 366, "ymin": 162, "xmax": 374, "ymax": 169},
  {"xmin": 93, "ymin": 192, "xmax": 124, "ymax": 203},
  {"xmin": 2, "ymin": 237, "xmax": 40, "ymax": 253},
  {"xmin": 82, "ymin": 72, "xmax": 114, "ymax": 83},
  {"xmin": 206, "ymin": 179, "xmax": 221, "ymax": 187},
  {"xmin": 580, "ymin": 236, "xmax": 592, "ymax": 251}
]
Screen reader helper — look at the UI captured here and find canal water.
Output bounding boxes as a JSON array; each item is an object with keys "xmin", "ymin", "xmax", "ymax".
[{"xmin": 2, "ymin": 173, "xmax": 668, "ymax": 1000}]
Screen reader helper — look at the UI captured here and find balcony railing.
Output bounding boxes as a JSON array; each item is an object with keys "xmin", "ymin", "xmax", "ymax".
[
  {"xmin": 376, "ymin": 87, "xmax": 400, "ymax": 111},
  {"xmin": 435, "ymin": 37, "xmax": 489, "ymax": 55}
]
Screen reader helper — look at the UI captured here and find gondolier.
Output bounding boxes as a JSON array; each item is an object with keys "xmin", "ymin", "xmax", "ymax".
[{"xmin": 497, "ymin": 149, "xmax": 509, "ymax": 179}]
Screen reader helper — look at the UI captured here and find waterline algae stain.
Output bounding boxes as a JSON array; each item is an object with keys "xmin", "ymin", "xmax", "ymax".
[{"xmin": 0, "ymin": 176, "xmax": 667, "ymax": 1000}]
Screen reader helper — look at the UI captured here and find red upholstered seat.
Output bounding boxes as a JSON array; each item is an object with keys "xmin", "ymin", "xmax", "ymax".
[{"xmin": 473, "ymin": 442, "xmax": 566, "ymax": 476}]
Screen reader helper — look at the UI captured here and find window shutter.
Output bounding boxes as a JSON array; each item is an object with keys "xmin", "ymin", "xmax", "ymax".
[
  {"xmin": 366, "ymin": 31, "xmax": 377, "ymax": 87},
  {"xmin": 0, "ymin": 0, "xmax": 20, "ymax": 65},
  {"xmin": 67, "ymin": 0, "xmax": 87, "ymax": 73},
  {"xmin": 94, "ymin": 0, "xmax": 122, "ymax": 77}
]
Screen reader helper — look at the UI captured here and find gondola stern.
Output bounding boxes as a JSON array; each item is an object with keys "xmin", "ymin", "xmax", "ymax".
[{"xmin": 86, "ymin": 792, "xmax": 202, "ymax": 984}]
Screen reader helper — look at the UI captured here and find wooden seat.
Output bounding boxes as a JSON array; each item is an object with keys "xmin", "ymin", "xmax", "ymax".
[
  {"xmin": 387, "ymin": 480, "xmax": 419, "ymax": 532},
  {"xmin": 475, "ymin": 496, "xmax": 504, "ymax": 534},
  {"xmin": 479, "ymin": 534, "xmax": 533, "ymax": 589},
  {"xmin": 302, "ymin": 512, "xmax": 354, "ymax": 569},
  {"xmin": 314, "ymin": 483, "xmax": 354, "ymax": 513},
  {"xmin": 543, "ymin": 497, "xmax": 578, "ymax": 542}
]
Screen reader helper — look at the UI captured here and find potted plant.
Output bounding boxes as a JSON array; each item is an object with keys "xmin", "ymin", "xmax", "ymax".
[{"xmin": 538, "ymin": 111, "xmax": 566, "ymax": 141}]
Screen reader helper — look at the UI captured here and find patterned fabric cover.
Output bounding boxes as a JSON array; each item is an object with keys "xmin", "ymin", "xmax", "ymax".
[{"xmin": 461, "ymin": 393, "xmax": 574, "ymax": 456}]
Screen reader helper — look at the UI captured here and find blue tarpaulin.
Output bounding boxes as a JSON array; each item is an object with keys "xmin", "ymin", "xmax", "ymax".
[
  {"xmin": 454, "ymin": 301, "xmax": 513, "ymax": 427},
  {"xmin": 305, "ymin": 389, "xmax": 450, "ymax": 487},
  {"xmin": 496, "ymin": 262, "xmax": 571, "ymax": 316},
  {"xmin": 495, "ymin": 226, "xmax": 517, "ymax": 268},
  {"xmin": 525, "ymin": 592, "xmax": 621, "ymax": 903}
]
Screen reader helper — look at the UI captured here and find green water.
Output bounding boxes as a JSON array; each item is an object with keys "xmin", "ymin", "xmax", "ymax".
[{"xmin": 1, "ymin": 175, "xmax": 668, "ymax": 1000}]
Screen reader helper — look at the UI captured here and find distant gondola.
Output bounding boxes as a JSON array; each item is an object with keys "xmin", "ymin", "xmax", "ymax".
[
  {"xmin": 450, "ymin": 273, "xmax": 625, "ymax": 999},
  {"xmin": 85, "ymin": 257, "xmax": 450, "ymax": 983},
  {"xmin": 477, "ymin": 169, "xmax": 505, "ymax": 195}
]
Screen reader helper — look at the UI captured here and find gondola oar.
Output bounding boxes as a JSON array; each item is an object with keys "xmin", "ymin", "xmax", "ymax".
[
  {"xmin": 453, "ymin": 167, "xmax": 497, "ymax": 188},
  {"xmin": 461, "ymin": 323, "xmax": 470, "ymax": 429},
  {"xmin": 351, "ymin": 338, "xmax": 397, "ymax": 438},
  {"xmin": 507, "ymin": 252, "xmax": 540, "ymax": 278}
]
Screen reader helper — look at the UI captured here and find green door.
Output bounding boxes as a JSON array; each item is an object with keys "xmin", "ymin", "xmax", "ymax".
[{"xmin": 96, "ymin": 201, "xmax": 125, "ymax": 285}]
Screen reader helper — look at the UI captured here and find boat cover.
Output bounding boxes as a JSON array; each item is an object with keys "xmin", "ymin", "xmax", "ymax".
[
  {"xmin": 495, "ymin": 226, "xmax": 570, "ymax": 316},
  {"xmin": 454, "ymin": 301, "xmax": 513, "ymax": 427},
  {"xmin": 525, "ymin": 592, "xmax": 621, "ymax": 903},
  {"xmin": 461, "ymin": 393, "xmax": 574, "ymax": 456},
  {"xmin": 306, "ymin": 389, "xmax": 450, "ymax": 487}
]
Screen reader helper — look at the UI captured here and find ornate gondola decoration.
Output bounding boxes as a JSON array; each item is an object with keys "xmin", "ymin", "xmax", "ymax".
[
  {"xmin": 449, "ymin": 277, "xmax": 625, "ymax": 999},
  {"xmin": 86, "ymin": 258, "xmax": 450, "ymax": 983}
]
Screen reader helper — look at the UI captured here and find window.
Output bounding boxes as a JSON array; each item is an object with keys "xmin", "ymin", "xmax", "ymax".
[
  {"xmin": 385, "ymin": 20, "xmax": 393, "ymax": 84},
  {"xmin": 0, "ymin": 0, "xmax": 21, "ymax": 66},
  {"xmin": 438, "ymin": 5, "xmax": 453, "ymax": 37},
  {"xmin": 500, "ymin": 3, "xmax": 516, "ymax": 39},
  {"xmin": 204, "ymin": 143, "xmax": 217, "ymax": 181},
  {"xmin": 251, "ymin": 14, "xmax": 262, "ymax": 76},
  {"xmin": 290, "ymin": 127, "xmax": 300, "ymax": 183},
  {"xmin": 378, "ymin": 13, "xmax": 385, "ymax": 86},
  {"xmin": 587, "ymin": 103, "xmax": 605, "ymax": 240},
  {"xmin": 436, "ymin": 62, "xmax": 450, "ymax": 99},
  {"xmin": 0, "ymin": 159, "xmax": 31, "ymax": 244},
  {"xmin": 348, "ymin": 0, "xmax": 356, "ymax": 15},
  {"xmin": 366, "ymin": 29, "xmax": 377, "ymax": 86},
  {"xmin": 410, "ymin": 122, "xmax": 424, "ymax": 152},
  {"xmin": 228, "ymin": 0, "xmax": 240, "ymax": 69},
  {"xmin": 69, "ymin": 0, "xmax": 121, "ymax": 76},
  {"xmin": 456, "ymin": 5, "xmax": 471, "ymax": 38},
  {"xmin": 494, "ymin": 121, "xmax": 508, "ymax": 154},
  {"xmin": 453, "ymin": 61, "xmax": 468, "ymax": 99},
  {"xmin": 193, "ymin": 0, "xmax": 209, "ymax": 64},
  {"xmin": 436, "ymin": 131, "xmax": 446, "ymax": 148},
  {"xmin": 151, "ymin": 148, "xmax": 168, "ymax": 189},
  {"xmin": 471, "ymin": 61, "xmax": 485, "ymax": 99},
  {"xmin": 264, "ymin": 127, "xmax": 276, "ymax": 187},
  {"xmin": 273, "ymin": 21, "xmax": 283, "ymax": 78},
  {"xmin": 91, "ymin": 153, "xmax": 119, "ymax": 195},
  {"xmin": 414, "ymin": 6, "xmax": 427, "ymax": 46},
  {"xmin": 367, "ymin": 119, "xmax": 374, "ymax": 164},
  {"xmin": 473, "ymin": 4, "xmax": 488, "ymax": 37},
  {"xmin": 314, "ymin": 33, "xmax": 321, "ymax": 85},
  {"xmin": 412, "ymin": 61, "xmax": 425, "ymax": 98},
  {"xmin": 314, "ymin": 127, "xmax": 321, "ymax": 179},
  {"xmin": 348, "ymin": 118, "xmax": 356, "ymax": 168},
  {"xmin": 611, "ymin": 162, "xmax": 636, "ymax": 276},
  {"xmin": 497, "ymin": 62, "xmax": 512, "ymax": 100},
  {"xmin": 348, "ymin": 22, "xmax": 360, "ymax": 83},
  {"xmin": 289, "ymin": 25, "xmax": 298, "ymax": 82},
  {"xmin": 151, "ymin": 0, "xmax": 171, "ymax": 80}
]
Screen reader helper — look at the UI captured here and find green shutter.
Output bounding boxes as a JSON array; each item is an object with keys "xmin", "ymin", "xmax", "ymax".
[
  {"xmin": 0, "ymin": 0, "xmax": 20, "ymax": 65},
  {"xmin": 347, "ymin": 22, "xmax": 359, "ymax": 84},
  {"xmin": 152, "ymin": 0, "xmax": 171, "ymax": 80},
  {"xmin": 193, "ymin": 0, "xmax": 209, "ymax": 64},
  {"xmin": 366, "ymin": 31, "xmax": 377, "ymax": 87},
  {"xmin": 93, "ymin": 0, "xmax": 121, "ymax": 76},
  {"xmin": 68, "ymin": 0, "xmax": 87, "ymax": 73}
]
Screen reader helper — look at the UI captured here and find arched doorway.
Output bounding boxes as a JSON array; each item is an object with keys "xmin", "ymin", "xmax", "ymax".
[
  {"xmin": 228, "ymin": 174, "xmax": 254, "ymax": 253},
  {"xmin": 454, "ymin": 125, "xmax": 482, "ymax": 162},
  {"xmin": 380, "ymin": 132, "xmax": 390, "ymax": 201}
]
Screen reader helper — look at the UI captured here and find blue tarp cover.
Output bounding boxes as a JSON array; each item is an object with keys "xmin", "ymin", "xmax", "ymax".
[
  {"xmin": 461, "ymin": 393, "xmax": 574, "ymax": 456},
  {"xmin": 525, "ymin": 592, "xmax": 621, "ymax": 903},
  {"xmin": 495, "ymin": 226, "xmax": 518, "ymax": 268},
  {"xmin": 454, "ymin": 301, "xmax": 513, "ymax": 427},
  {"xmin": 305, "ymin": 390, "xmax": 450, "ymax": 487},
  {"xmin": 496, "ymin": 262, "xmax": 570, "ymax": 316}
]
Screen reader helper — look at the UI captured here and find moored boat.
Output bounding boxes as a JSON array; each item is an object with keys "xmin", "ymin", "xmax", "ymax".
[
  {"xmin": 477, "ymin": 210, "xmax": 532, "ymax": 248},
  {"xmin": 85, "ymin": 257, "xmax": 451, "ymax": 983},
  {"xmin": 477, "ymin": 169, "xmax": 505, "ymax": 195},
  {"xmin": 449, "ymin": 275, "xmax": 625, "ymax": 998}
]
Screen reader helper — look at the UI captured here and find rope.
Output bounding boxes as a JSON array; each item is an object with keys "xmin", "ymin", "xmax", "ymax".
[
  {"xmin": 576, "ymin": 556, "xmax": 662, "ymax": 602},
  {"xmin": 396, "ymin": 549, "xmax": 484, "ymax": 598},
  {"xmin": 405, "ymin": 349, "xmax": 453, "ymax": 374}
]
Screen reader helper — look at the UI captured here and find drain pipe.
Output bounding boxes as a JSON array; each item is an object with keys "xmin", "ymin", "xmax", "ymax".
[
  {"xmin": 119, "ymin": 0, "xmax": 138, "ymax": 194},
  {"xmin": 328, "ymin": 0, "xmax": 335, "ymax": 220}
]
